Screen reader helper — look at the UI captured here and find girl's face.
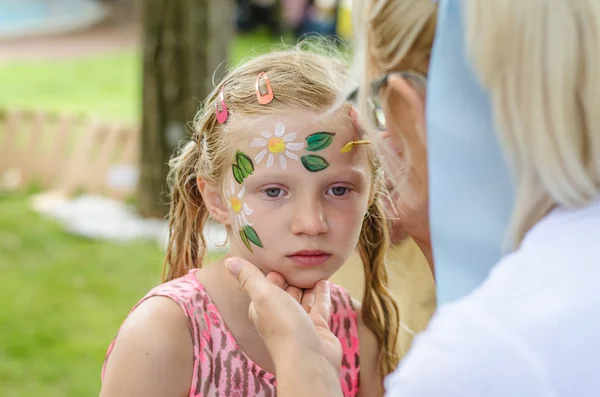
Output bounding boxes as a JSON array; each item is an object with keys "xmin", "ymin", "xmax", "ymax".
[{"xmin": 223, "ymin": 109, "xmax": 372, "ymax": 288}]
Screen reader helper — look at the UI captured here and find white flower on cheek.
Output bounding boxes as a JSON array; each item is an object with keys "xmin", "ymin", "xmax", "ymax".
[
  {"xmin": 250, "ymin": 121, "xmax": 304, "ymax": 170},
  {"xmin": 226, "ymin": 179, "xmax": 254, "ymax": 227}
]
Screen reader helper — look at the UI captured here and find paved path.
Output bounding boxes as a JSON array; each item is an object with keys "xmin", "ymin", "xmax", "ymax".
[{"xmin": 0, "ymin": 1, "xmax": 139, "ymax": 62}]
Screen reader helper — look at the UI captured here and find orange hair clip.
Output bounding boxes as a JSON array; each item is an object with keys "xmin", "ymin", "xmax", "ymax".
[{"xmin": 256, "ymin": 72, "xmax": 274, "ymax": 105}]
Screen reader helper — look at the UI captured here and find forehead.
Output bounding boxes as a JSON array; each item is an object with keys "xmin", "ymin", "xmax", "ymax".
[{"xmin": 230, "ymin": 109, "xmax": 370, "ymax": 178}]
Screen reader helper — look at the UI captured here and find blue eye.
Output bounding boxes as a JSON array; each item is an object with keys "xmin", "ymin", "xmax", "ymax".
[
  {"xmin": 263, "ymin": 187, "xmax": 285, "ymax": 198},
  {"xmin": 328, "ymin": 186, "xmax": 350, "ymax": 197}
]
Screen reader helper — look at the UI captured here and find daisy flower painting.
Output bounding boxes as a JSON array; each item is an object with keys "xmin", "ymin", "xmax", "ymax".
[
  {"xmin": 250, "ymin": 121, "xmax": 304, "ymax": 169},
  {"xmin": 226, "ymin": 178, "xmax": 263, "ymax": 252}
]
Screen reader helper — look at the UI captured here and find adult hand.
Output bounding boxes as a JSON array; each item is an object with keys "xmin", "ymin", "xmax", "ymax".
[{"xmin": 224, "ymin": 257, "xmax": 344, "ymax": 397}]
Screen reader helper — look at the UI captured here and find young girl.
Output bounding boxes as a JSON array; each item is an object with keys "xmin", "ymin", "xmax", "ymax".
[{"xmin": 100, "ymin": 46, "xmax": 399, "ymax": 397}]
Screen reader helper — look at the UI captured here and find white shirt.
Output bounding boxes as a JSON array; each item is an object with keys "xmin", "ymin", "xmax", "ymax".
[{"xmin": 386, "ymin": 199, "xmax": 600, "ymax": 397}]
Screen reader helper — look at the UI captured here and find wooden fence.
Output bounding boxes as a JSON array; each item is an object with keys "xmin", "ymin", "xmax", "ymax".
[{"xmin": 0, "ymin": 109, "xmax": 139, "ymax": 199}]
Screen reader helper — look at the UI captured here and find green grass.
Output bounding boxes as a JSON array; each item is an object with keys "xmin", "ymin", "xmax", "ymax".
[
  {"xmin": 0, "ymin": 31, "xmax": 279, "ymax": 396},
  {"xmin": 0, "ymin": 192, "xmax": 164, "ymax": 396},
  {"xmin": 0, "ymin": 31, "xmax": 291, "ymax": 124},
  {"xmin": 0, "ymin": 52, "xmax": 140, "ymax": 123},
  {"xmin": 0, "ymin": 191, "xmax": 224, "ymax": 396}
]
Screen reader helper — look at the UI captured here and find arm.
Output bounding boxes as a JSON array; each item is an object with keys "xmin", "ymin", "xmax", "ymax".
[
  {"xmin": 352, "ymin": 299, "xmax": 385, "ymax": 397},
  {"xmin": 100, "ymin": 297, "xmax": 194, "ymax": 397}
]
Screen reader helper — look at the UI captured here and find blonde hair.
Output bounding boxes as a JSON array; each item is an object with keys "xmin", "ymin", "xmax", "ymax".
[
  {"xmin": 465, "ymin": 0, "xmax": 600, "ymax": 246},
  {"xmin": 163, "ymin": 44, "xmax": 400, "ymax": 377},
  {"xmin": 349, "ymin": 0, "xmax": 437, "ymax": 203}
]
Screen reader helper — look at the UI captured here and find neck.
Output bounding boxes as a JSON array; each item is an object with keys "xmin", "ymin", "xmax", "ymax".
[
  {"xmin": 200, "ymin": 253, "xmax": 276, "ymax": 373},
  {"xmin": 203, "ymin": 254, "xmax": 254, "ymax": 322}
]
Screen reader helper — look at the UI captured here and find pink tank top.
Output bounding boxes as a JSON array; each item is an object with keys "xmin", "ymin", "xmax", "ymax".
[{"xmin": 102, "ymin": 269, "xmax": 361, "ymax": 397}]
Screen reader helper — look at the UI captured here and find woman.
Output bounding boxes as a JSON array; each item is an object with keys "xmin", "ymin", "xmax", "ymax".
[{"xmin": 226, "ymin": 0, "xmax": 600, "ymax": 395}]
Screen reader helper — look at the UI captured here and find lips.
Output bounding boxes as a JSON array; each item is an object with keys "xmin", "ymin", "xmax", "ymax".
[{"xmin": 287, "ymin": 250, "xmax": 332, "ymax": 266}]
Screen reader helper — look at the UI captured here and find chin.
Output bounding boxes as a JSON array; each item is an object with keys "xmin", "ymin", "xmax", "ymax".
[{"xmin": 280, "ymin": 270, "xmax": 333, "ymax": 289}]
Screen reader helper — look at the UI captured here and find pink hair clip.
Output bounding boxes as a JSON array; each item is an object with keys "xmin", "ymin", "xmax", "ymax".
[
  {"xmin": 256, "ymin": 72, "xmax": 274, "ymax": 105},
  {"xmin": 216, "ymin": 87, "xmax": 228, "ymax": 124}
]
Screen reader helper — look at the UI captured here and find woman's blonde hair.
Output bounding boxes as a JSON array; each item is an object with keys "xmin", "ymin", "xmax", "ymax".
[
  {"xmin": 163, "ymin": 43, "xmax": 400, "ymax": 377},
  {"xmin": 349, "ymin": 0, "xmax": 437, "ymax": 205},
  {"xmin": 465, "ymin": 0, "xmax": 600, "ymax": 246}
]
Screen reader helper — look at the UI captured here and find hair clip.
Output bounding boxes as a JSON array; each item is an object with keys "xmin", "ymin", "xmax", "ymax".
[
  {"xmin": 216, "ymin": 87, "xmax": 228, "ymax": 124},
  {"xmin": 256, "ymin": 72, "xmax": 274, "ymax": 105},
  {"xmin": 340, "ymin": 139, "xmax": 371, "ymax": 153}
]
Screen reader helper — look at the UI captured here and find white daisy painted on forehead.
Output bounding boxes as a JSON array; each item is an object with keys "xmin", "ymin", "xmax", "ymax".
[{"xmin": 250, "ymin": 121, "xmax": 304, "ymax": 169}]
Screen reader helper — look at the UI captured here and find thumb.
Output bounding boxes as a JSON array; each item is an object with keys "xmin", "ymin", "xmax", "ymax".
[{"xmin": 225, "ymin": 256, "xmax": 270, "ymax": 300}]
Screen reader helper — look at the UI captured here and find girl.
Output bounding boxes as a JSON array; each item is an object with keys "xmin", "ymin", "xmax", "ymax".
[{"xmin": 100, "ymin": 46, "xmax": 400, "ymax": 397}]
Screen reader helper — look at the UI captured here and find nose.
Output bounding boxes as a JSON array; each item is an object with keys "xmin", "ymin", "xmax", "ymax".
[{"xmin": 290, "ymin": 197, "xmax": 328, "ymax": 236}]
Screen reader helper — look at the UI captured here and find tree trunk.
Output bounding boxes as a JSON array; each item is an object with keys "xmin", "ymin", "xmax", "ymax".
[{"xmin": 138, "ymin": 0, "xmax": 234, "ymax": 218}]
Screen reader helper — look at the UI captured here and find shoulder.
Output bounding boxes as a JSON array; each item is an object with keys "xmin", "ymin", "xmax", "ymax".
[
  {"xmin": 350, "ymin": 299, "xmax": 378, "ymax": 356},
  {"xmin": 147, "ymin": 272, "xmax": 203, "ymax": 305},
  {"xmin": 329, "ymin": 283, "xmax": 356, "ymax": 314},
  {"xmin": 516, "ymin": 200, "xmax": 599, "ymax": 274},
  {"xmin": 100, "ymin": 296, "xmax": 194, "ymax": 397},
  {"xmin": 385, "ymin": 203, "xmax": 600, "ymax": 397},
  {"xmin": 384, "ymin": 301, "xmax": 551, "ymax": 397},
  {"xmin": 385, "ymin": 209, "xmax": 600, "ymax": 397},
  {"xmin": 351, "ymin": 298, "xmax": 385, "ymax": 397}
]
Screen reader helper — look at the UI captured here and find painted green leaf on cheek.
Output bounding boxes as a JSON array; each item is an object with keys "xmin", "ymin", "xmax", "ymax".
[
  {"xmin": 305, "ymin": 132, "xmax": 335, "ymax": 152},
  {"xmin": 301, "ymin": 155, "xmax": 330, "ymax": 172},
  {"xmin": 242, "ymin": 225, "xmax": 263, "ymax": 248},
  {"xmin": 239, "ymin": 228, "xmax": 252, "ymax": 252}
]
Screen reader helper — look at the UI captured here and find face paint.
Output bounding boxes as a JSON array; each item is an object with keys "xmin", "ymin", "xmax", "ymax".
[
  {"xmin": 300, "ymin": 131, "xmax": 336, "ymax": 172},
  {"xmin": 251, "ymin": 121, "xmax": 303, "ymax": 169},
  {"xmin": 239, "ymin": 225, "xmax": 263, "ymax": 252},
  {"xmin": 305, "ymin": 132, "xmax": 335, "ymax": 151},
  {"xmin": 232, "ymin": 151, "xmax": 254, "ymax": 184},
  {"xmin": 340, "ymin": 139, "xmax": 371, "ymax": 153},
  {"xmin": 301, "ymin": 155, "xmax": 330, "ymax": 172},
  {"xmin": 226, "ymin": 179, "xmax": 263, "ymax": 252}
]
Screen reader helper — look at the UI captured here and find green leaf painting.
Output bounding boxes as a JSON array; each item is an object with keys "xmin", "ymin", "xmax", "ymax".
[
  {"xmin": 232, "ymin": 164, "xmax": 244, "ymax": 184},
  {"xmin": 231, "ymin": 151, "xmax": 254, "ymax": 184},
  {"xmin": 239, "ymin": 225, "xmax": 263, "ymax": 253},
  {"xmin": 305, "ymin": 132, "xmax": 335, "ymax": 152},
  {"xmin": 301, "ymin": 155, "xmax": 329, "ymax": 172},
  {"xmin": 242, "ymin": 225, "xmax": 263, "ymax": 248},
  {"xmin": 236, "ymin": 151, "xmax": 254, "ymax": 174},
  {"xmin": 239, "ymin": 228, "xmax": 252, "ymax": 252}
]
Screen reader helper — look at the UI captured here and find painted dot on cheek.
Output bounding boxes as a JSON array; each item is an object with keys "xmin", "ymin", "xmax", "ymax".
[
  {"xmin": 230, "ymin": 197, "xmax": 242, "ymax": 213},
  {"xmin": 268, "ymin": 137, "xmax": 285, "ymax": 153}
]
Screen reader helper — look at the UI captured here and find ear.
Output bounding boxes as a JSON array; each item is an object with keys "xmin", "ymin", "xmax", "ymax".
[
  {"xmin": 197, "ymin": 176, "xmax": 230, "ymax": 225},
  {"xmin": 387, "ymin": 74, "xmax": 426, "ymax": 131}
]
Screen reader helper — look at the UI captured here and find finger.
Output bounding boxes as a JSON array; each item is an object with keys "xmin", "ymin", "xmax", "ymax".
[
  {"xmin": 266, "ymin": 272, "xmax": 287, "ymax": 289},
  {"xmin": 284, "ymin": 285, "xmax": 304, "ymax": 304},
  {"xmin": 309, "ymin": 280, "xmax": 331, "ymax": 323},
  {"xmin": 349, "ymin": 106, "xmax": 367, "ymax": 137},
  {"xmin": 225, "ymin": 257, "xmax": 273, "ymax": 302},
  {"xmin": 248, "ymin": 301, "xmax": 258, "ymax": 325},
  {"xmin": 300, "ymin": 288, "xmax": 315, "ymax": 313}
]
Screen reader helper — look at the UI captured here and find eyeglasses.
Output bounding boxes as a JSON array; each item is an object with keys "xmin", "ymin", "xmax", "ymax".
[{"xmin": 346, "ymin": 71, "xmax": 427, "ymax": 131}]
